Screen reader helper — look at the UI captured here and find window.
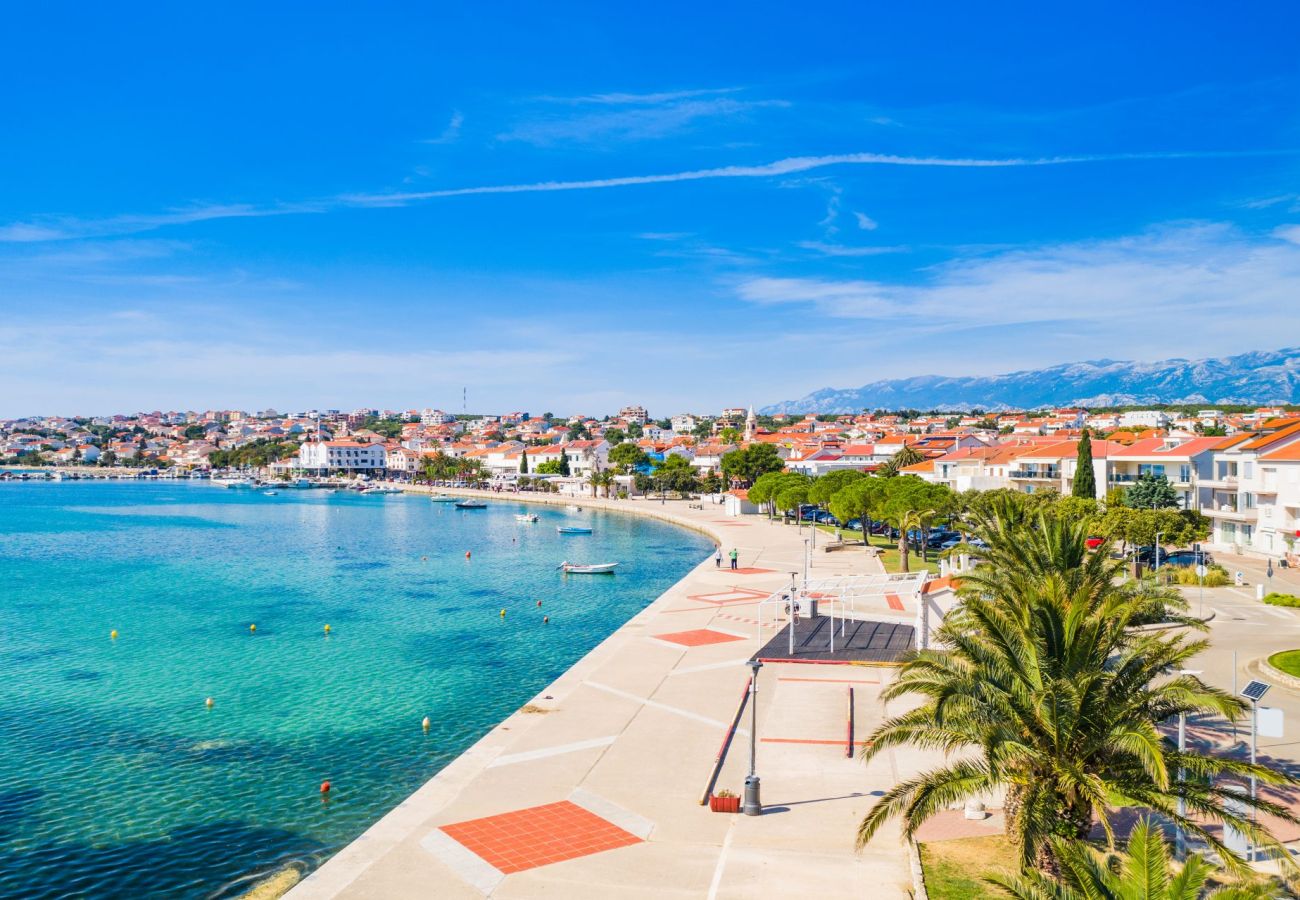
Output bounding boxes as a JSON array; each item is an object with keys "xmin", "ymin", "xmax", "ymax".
[
  {"xmin": 1179, "ymin": 465, "xmax": 1192, "ymax": 483},
  {"xmin": 1243, "ymin": 462, "xmax": 1254, "ymax": 479}
]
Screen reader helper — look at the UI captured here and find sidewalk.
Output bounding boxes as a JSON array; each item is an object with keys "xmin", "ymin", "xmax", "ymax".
[{"xmin": 287, "ymin": 489, "xmax": 920, "ymax": 898}]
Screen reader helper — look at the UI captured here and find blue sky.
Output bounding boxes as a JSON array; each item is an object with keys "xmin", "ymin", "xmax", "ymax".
[{"xmin": 3, "ymin": 3, "xmax": 1300, "ymax": 417}]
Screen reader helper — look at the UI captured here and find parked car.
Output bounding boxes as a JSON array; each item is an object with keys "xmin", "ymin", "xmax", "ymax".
[
  {"xmin": 1128, "ymin": 546, "xmax": 1170, "ymax": 566},
  {"xmin": 1085, "ymin": 536, "xmax": 1105, "ymax": 550},
  {"xmin": 1165, "ymin": 549, "xmax": 1214, "ymax": 568},
  {"xmin": 843, "ymin": 518, "xmax": 864, "ymax": 532}
]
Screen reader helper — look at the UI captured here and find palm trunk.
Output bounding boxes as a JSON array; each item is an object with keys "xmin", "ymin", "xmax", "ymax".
[{"xmin": 898, "ymin": 531, "xmax": 910, "ymax": 572}]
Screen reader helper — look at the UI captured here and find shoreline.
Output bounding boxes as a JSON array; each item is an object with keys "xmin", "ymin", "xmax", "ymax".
[
  {"xmin": 287, "ymin": 486, "xmax": 913, "ymax": 899},
  {"xmin": 284, "ymin": 487, "xmax": 728, "ymax": 897}
]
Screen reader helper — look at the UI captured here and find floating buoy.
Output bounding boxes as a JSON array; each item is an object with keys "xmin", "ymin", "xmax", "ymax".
[
  {"xmin": 421, "ymin": 555, "xmax": 428, "ymax": 561},
  {"xmin": 543, "ymin": 616, "xmax": 549, "ymax": 624},
  {"xmin": 205, "ymin": 697, "xmax": 214, "ymax": 708},
  {"xmin": 320, "ymin": 780, "xmax": 331, "ymax": 794},
  {"xmin": 499, "ymin": 608, "xmax": 506, "ymax": 618},
  {"xmin": 465, "ymin": 551, "xmax": 472, "ymax": 559},
  {"xmin": 249, "ymin": 624, "xmax": 257, "ymax": 633},
  {"xmin": 422, "ymin": 716, "xmax": 431, "ymax": 731},
  {"xmin": 324, "ymin": 624, "xmax": 331, "ymax": 634},
  {"xmin": 110, "ymin": 629, "xmax": 119, "ymax": 639},
  {"xmin": 536, "ymin": 600, "xmax": 542, "ymax": 608}
]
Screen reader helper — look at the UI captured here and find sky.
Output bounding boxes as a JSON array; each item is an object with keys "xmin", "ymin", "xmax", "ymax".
[{"xmin": 3, "ymin": 2, "xmax": 1300, "ymax": 418}]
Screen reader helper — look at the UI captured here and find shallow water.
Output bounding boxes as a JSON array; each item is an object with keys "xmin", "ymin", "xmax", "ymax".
[{"xmin": 0, "ymin": 482, "xmax": 711, "ymax": 898}]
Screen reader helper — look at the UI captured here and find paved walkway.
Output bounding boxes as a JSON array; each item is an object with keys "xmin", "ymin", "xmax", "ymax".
[{"xmin": 287, "ymin": 489, "xmax": 923, "ymax": 899}]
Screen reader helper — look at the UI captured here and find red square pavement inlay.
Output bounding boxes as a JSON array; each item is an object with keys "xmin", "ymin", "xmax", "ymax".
[
  {"xmin": 686, "ymin": 587, "xmax": 769, "ymax": 605},
  {"xmin": 654, "ymin": 628, "xmax": 745, "ymax": 647},
  {"xmin": 440, "ymin": 800, "xmax": 641, "ymax": 874},
  {"xmin": 730, "ymin": 567, "xmax": 775, "ymax": 575}
]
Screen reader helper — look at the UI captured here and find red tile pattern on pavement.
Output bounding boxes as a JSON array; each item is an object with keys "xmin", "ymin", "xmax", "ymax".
[
  {"xmin": 654, "ymin": 628, "xmax": 745, "ymax": 647},
  {"xmin": 686, "ymin": 587, "xmax": 769, "ymax": 606},
  {"xmin": 440, "ymin": 801, "xmax": 642, "ymax": 874},
  {"xmin": 731, "ymin": 567, "xmax": 775, "ymax": 575}
]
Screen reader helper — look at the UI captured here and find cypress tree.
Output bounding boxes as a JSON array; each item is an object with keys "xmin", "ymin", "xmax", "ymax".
[
  {"xmin": 559, "ymin": 450, "xmax": 571, "ymax": 477},
  {"xmin": 519, "ymin": 451, "xmax": 528, "ymax": 474},
  {"xmin": 1073, "ymin": 429, "xmax": 1097, "ymax": 498}
]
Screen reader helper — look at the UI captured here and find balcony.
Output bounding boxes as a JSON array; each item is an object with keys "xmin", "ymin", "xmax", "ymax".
[
  {"xmin": 1201, "ymin": 504, "xmax": 1258, "ymax": 522},
  {"xmin": 1198, "ymin": 475, "xmax": 1239, "ymax": 489},
  {"xmin": 1009, "ymin": 469, "xmax": 1060, "ymax": 480}
]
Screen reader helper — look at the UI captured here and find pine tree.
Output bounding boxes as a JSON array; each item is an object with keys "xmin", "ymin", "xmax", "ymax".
[
  {"xmin": 1072, "ymin": 430, "xmax": 1097, "ymax": 498},
  {"xmin": 559, "ymin": 450, "xmax": 571, "ymax": 477},
  {"xmin": 519, "ymin": 451, "xmax": 528, "ymax": 474}
]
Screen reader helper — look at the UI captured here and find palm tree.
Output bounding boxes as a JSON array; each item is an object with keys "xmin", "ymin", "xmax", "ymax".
[
  {"xmin": 587, "ymin": 467, "xmax": 603, "ymax": 498},
  {"xmin": 989, "ymin": 817, "xmax": 1274, "ymax": 900},
  {"xmin": 856, "ymin": 509, "xmax": 1298, "ymax": 875},
  {"xmin": 891, "ymin": 507, "xmax": 933, "ymax": 573}
]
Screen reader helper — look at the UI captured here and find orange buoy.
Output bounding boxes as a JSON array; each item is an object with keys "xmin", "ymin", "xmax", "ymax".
[
  {"xmin": 320, "ymin": 780, "xmax": 331, "ymax": 794},
  {"xmin": 205, "ymin": 697, "xmax": 214, "ymax": 708},
  {"xmin": 422, "ymin": 716, "xmax": 431, "ymax": 731},
  {"xmin": 465, "ymin": 550, "xmax": 471, "ymax": 559},
  {"xmin": 536, "ymin": 600, "xmax": 542, "ymax": 607}
]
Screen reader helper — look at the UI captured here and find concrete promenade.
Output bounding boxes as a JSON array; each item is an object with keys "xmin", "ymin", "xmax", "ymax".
[{"xmin": 288, "ymin": 487, "xmax": 926, "ymax": 899}]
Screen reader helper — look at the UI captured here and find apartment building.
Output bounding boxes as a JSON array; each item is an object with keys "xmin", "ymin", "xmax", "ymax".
[
  {"xmin": 299, "ymin": 440, "xmax": 387, "ymax": 472},
  {"xmin": 1200, "ymin": 420, "xmax": 1300, "ymax": 557}
]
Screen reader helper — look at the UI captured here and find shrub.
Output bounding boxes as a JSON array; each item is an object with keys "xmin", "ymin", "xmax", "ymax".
[
  {"xmin": 1173, "ymin": 564, "xmax": 1230, "ymax": 587},
  {"xmin": 1263, "ymin": 592, "xmax": 1300, "ymax": 608}
]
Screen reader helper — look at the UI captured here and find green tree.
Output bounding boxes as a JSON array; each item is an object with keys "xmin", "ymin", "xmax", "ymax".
[
  {"xmin": 879, "ymin": 444, "xmax": 925, "ymax": 477},
  {"xmin": 989, "ymin": 817, "xmax": 1274, "ymax": 900},
  {"xmin": 535, "ymin": 459, "xmax": 564, "ymax": 475},
  {"xmin": 558, "ymin": 451, "xmax": 571, "ymax": 477},
  {"xmin": 808, "ymin": 469, "xmax": 866, "ymax": 506},
  {"xmin": 718, "ymin": 427, "xmax": 740, "ymax": 444},
  {"xmin": 604, "ymin": 428, "xmax": 626, "ymax": 445},
  {"xmin": 1072, "ymin": 430, "xmax": 1097, "ymax": 498},
  {"xmin": 720, "ymin": 443, "xmax": 784, "ymax": 486},
  {"xmin": 879, "ymin": 476, "xmax": 952, "ymax": 571},
  {"xmin": 699, "ymin": 471, "xmax": 722, "ymax": 494},
  {"xmin": 828, "ymin": 477, "xmax": 887, "ymax": 548},
  {"xmin": 857, "ymin": 509, "xmax": 1298, "ymax": 875},
  {"xmin": 1128, "ymin": 472, "xmax": 1179, "ymax": 509},
  {"xmin": 653, "ymin": 454, "xmax": 699, "ymax": 496},
  {"xmin": 626, "ymin": 422, "xmax": 643, "ymax": 439},
  {"xmin": 609, "ymin": 442, "xmax": 649, "ymax": 472},
  {"xmin": 748, "ymin": 471, "xmax": 808, "ymax": 518},
  {"xmin": 519, "ymin": 451, "xmax": 528, "ymax": 474}
]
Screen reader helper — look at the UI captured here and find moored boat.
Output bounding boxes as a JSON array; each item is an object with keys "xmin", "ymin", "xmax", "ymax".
[
  {"xmin": 557, "ymin": 526, "xmax": 592, "ymax": 535},
  {"xmin": 455, "ymin": 500, "xmax": 487, "ymax": 509},
  {"xmin": 515, "ymin": 513, "xmax": 539, "ymax": 522},
  {"xmin": 559, "ymin": 561, "xmax": 618, "ymax": 574},
  {"xmin": 429, "ymin": 495, "xmax": 458, "ymax": 503}
]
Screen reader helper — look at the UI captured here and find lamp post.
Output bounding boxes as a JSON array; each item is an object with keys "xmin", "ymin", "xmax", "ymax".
[
  {"xmin": 1155, "ymin": 531, "xmax": 1165, "ymax": 576},
  {"xmin": 1267, "ymin": 558, "xmax": 1275, "ymax": 596},
  {"xmin": 1174, "ymin": 668, "xmax": 1202, "ymax": 860},
  {"xmin": 1239, "ymin": 680, "xmax": 1271, "ymax": 862},
  {"xmin": 743, "ymin": 658, "xmax": 763, "ymax": 816}
]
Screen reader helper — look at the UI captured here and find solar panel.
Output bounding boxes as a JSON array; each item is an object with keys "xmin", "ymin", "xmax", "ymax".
[{"xmin": 1241, "ymin": 680, "xmax": 1271, "ymax": 701}]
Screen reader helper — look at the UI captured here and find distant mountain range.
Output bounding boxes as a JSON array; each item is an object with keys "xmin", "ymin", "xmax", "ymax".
[{"xmin": 762, "ymin": 347, "xmax": 1300, "ymax": 414}]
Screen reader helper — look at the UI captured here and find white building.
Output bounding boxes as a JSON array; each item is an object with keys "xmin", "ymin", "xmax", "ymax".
[
  {"xmin": 1118, "ymin": 410, "xmax": 1171, "ymax": 429},
  {"xmin": 618, "ymin": 405, "xmax": 649, "ymax": 425},
  {"xmin": 420, "ymin": 408, "xmax": 457, "ymax": 426},
  {"xmin": 1201, "ymin": 421, "xmax": 1300, "ymax": 557},
  {"xmin": 299, "ymin": 440, "xmax": 387, "ymax": 472},
  {"xmin": 670, "ymin": 413, "xmax": 698, "ymax": 433}
]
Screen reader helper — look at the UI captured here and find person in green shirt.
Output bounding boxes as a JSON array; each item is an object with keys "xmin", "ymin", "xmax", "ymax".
[{"xmin": 728, "ymin": 547, "xmax": 738, "ymax": 570}]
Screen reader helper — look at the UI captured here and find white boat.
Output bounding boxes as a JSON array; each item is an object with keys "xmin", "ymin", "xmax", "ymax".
[
  {"xmin": 263, "ymin": 490, "xmax": 278, "ymax": 496},
  {"xmin": 455, "ymin": 500, "xmax": 487, "ymax": 509},
  {"xmin": 429, "ymin": 495, "xmax": 459, "ymax": 503},
  {"xmin": 215, "ymin": 477, "xmax": 256, "ymax": 489},
  {"xmin": 557, "ymin": 526, "xmax": 592, "ymax": 535},
  {"xmin": 565, "ymin": 504, "xmax": 582, "ymax": 511},
  {"xmin": 559, "ymin": 561, "xmax": 618, "ymax": 574},
  {"xmin": 515, "ymin": 513, "xmax": 539, "ymax": 522}
]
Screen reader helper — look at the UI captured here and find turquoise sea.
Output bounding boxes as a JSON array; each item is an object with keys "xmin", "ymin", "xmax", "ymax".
[{"xmin": 0, "ymin": 482, "xmax": 711, "ymax": 899}]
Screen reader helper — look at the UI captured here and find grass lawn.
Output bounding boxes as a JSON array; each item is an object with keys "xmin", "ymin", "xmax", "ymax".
[
  {"xmin": 1269, "ymin": 649, "xmax": 1300, "ymax": 678},
  {"xmin": 920, "ymin": 835, "xmax": 1018, "ymax": 899},
  {"xmin": 808, "ymin": 524, "xmax": 939, "ymax": 573}
]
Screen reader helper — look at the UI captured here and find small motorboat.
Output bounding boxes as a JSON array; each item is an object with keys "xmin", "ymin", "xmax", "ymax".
[
  {"xmin": 559, "ymin": 561, "xmax": 618, "ymax": 574},
  {"xmin": 515, "ymin": 513, "xmax": 539, "ymax": 522},
  {"xmin": 429, "ymin": 495, "xmax": 459, "ymax": 503},
  {"xmin": 565, "ymin": 504, "xmax": 582, "ymax": 512},
  {"xmin": 557, "ymin": 526, "xmax": 592, "ymax": 535},
  {"xmin": 455, "ymin": 500, "xmax": 487, "ymax": 509},
  {"xmin": 262, "ymin": 490, "xmax": 278, "ymax": 496}
]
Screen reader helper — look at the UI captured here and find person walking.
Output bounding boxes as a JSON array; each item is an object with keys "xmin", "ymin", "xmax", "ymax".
[
  {"xmin": 714, "ymin": 547, "xmax": 723, "ymax": 568},
  {"xmin": 728, "ymin": 547, "xmax": 738, "ymax": 570}
]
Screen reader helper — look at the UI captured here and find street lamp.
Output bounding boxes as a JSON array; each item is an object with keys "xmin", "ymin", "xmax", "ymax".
[
  {"xmin": 743, "ymin": 658, "xmax": 764, "ymax": 816},
  {"xmin": 1174, "ymin": 668, "xmax": 1202, "ymax": 860},
  {"xmin": 1155, "ymin": 531, "xmax": 1165, "ymax": 576},
  {"xmin": 1240, "ymin": 679, "xmax": 1271, "ymax": 862}
]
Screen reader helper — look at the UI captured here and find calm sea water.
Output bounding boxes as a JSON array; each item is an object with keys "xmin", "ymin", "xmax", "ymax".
[{"xmin": 0, "ymin": 482, "xmax": 711, "ymax": 899}]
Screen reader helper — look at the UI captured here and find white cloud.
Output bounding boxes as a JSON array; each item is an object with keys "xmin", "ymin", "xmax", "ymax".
[
  {"xmin": 497, "ymin": 98, "xmax": 788, "ymax": 145},
  {"xmin": 795, "ymin": 241, "xmax": 906, "ymax": 257},
  {"xmin": 420, "ymin": 110, "xmax": 464, "ymax": 144},
  {"xmin": 854, "ymin": 211, "xmax": 879, "ymax": 230},
  {"xmin": 737, "ymin": 223, "xmax": 1300, "ymax": 336},
  {"xmin": 1274, "ymin": 224, "xmax": 1300, "ymax": 244},
  {"xmin": 0, "ymin": 203, "xmax": 321, "ymax": 244},
  {"xmin": 542, "ymin": 87, "xmax": 743, "ymax": 105}
]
